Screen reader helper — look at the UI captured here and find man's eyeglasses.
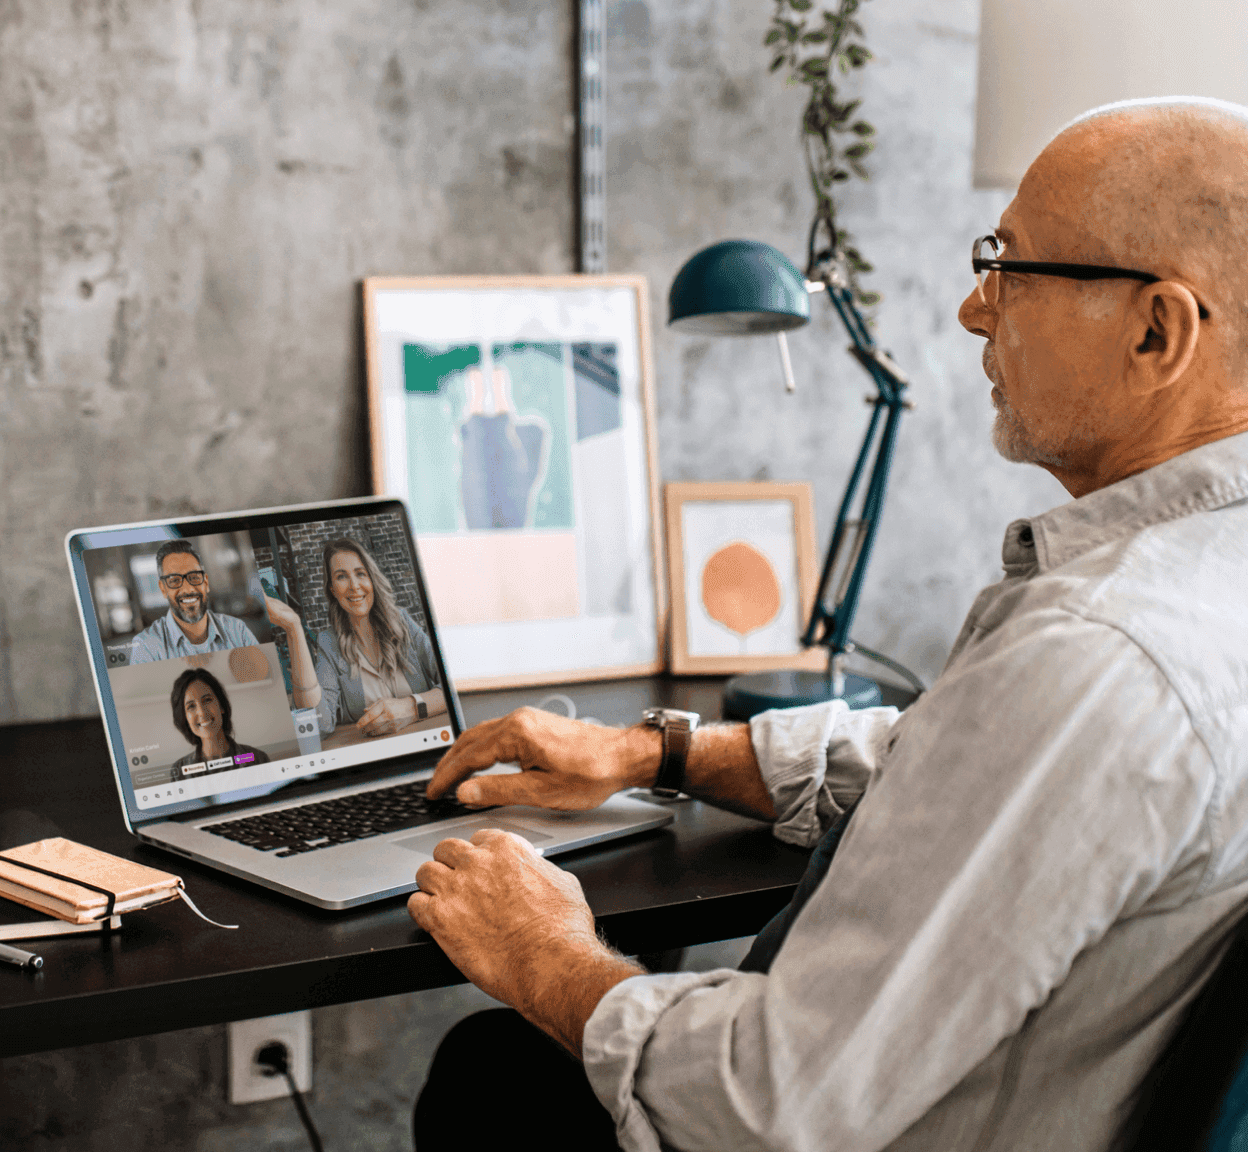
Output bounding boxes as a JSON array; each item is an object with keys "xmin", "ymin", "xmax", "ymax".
[
  {"xmin": 972, "ymin": 235, "xmax": 1209, "ymax": 318},
  {"xmin": 160, "ymin": 570, "xmax": 207, "ymax": 590}
]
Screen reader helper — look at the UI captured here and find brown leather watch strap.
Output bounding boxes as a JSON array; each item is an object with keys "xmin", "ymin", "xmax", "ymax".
[{"xmin": 653, "ymin": 715, "xmax": 693, "ymax": 797}]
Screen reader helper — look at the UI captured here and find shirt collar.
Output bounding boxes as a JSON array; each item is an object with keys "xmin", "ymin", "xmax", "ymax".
[
  {"xmin": 1014, "ymin": 429, "xmax": 1248, "ymax": 574},
  {"xmin": 166, "ymin": 608, "xmax": 222, "ymax": 651}
]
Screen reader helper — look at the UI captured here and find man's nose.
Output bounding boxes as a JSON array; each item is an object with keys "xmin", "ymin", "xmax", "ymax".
[{"xmin": 958, "ymin": 285, "xmax": 994, "ymax": 338}]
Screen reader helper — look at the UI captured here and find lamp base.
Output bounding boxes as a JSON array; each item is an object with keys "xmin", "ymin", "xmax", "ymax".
[{"xmin": 722, "ymin": 670, "xmax": 883, "ymax": 721}]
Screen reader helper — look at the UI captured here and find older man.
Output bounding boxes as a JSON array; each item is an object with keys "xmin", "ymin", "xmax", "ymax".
[{"xmin": 408, "ymin": 98, "xmax": 1248, "ymax": 1152}]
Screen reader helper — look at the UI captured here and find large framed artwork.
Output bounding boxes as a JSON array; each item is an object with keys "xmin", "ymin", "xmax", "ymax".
[
  {"xmin": 664, "ymin": 481, "xmax": 827, "ymax": 676},
  {"xmin": 363, "ymin": 275, "xmax": 664, "ymax": 689}
]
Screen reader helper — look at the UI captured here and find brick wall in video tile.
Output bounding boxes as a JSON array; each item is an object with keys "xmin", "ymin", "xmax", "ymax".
[{"xmin": 281, "ymin": 513, "xmax": 428, "ymax": 637}]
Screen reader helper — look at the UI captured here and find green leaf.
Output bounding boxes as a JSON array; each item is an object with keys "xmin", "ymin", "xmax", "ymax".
[
  {"xmin": 800, "ymin": 58, "xmax": 829, "ymax": 78},
  {"xmin": 805, "ymin": 109, "xmax": 832, "ymax": 136},
  {"xmin": 858, "ymin": 291, "xmax": 882, "ymax": 307},
  {"xmin": 851, "ymin": 120, "xmax": 875, "ymax": 136},
  {"xmin": 838, "ymin": 53, "xmax": 851, "ymax": 74},
  {"xmin": 801, "ymin": 30, "xmax": 828, "ymax": 43},
  {"xmin": 831, "ymin": 169, "xmax": 851, "ymax": 181},
  {"xmin": 770, "ymin": 54, "xmax": 787, "ymax": 72},
  {"xmin": 789, "ymin": 0, "xmax": 813, "ymax": 10},
  {"xmin": 844, "ymin": 141, "xmax": 873, "ymax": 159},
  {"xmin": 849, "ymin": 160, "xmax": 870, "ymax": 179},
  {"xmin": 764, "ymin": 28, "xmax": 782, "ymax": 45}
]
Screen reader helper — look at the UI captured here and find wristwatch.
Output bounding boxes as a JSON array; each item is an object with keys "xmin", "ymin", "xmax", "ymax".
[{"xmin": 641, "ymin": 707, "xmax": 701, "ymax": 798}]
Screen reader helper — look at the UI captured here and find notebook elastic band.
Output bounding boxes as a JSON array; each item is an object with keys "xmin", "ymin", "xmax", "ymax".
[{"xmin": 0, "ymin": 853, "xmax": 118, "ymax": 919}]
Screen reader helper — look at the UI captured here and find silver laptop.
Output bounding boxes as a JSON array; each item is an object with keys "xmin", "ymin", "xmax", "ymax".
[{"xmin": 66, "ymin": 496, "xmax": 671, "ymax": 909}]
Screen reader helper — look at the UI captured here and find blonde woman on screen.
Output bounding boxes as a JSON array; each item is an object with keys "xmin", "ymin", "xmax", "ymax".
[{"xmin": 266, "ymin": 538, "xmax": 446, "ymax": 738}]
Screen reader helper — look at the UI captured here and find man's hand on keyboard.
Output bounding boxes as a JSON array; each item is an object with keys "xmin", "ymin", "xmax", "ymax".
[
  {"xmin": 424, "ymin": 707, "xmax": 661, "ymax": 811},
  {"xmin": 407, "ymin": 827, "xmax": 643, "ymax": 1057}
]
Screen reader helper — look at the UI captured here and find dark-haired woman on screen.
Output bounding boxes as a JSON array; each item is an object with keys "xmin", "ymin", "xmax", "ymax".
[{"xmin": 168, "ymin": 667, "xmax": 270, "ymax": 779}]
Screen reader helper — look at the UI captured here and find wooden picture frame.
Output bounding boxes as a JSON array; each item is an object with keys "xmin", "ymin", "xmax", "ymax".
[
  {"xmin": 665, "ymin": 481, "xmax": 827, "ymax": 676},
  {"xmin": 363, "ymin": 275, "xmax": 665, "ymax": 690}
]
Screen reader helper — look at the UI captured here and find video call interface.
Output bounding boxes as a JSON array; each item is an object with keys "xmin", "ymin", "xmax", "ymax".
[{"xmin": 81, "ymin": 508, "xmax": 454, "ymax": 813}]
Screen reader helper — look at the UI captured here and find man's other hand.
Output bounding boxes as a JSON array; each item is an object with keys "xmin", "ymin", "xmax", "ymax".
[
  {"xmin": 425, "ymin": 706, "xmax": 660, "ymax": 810},
  {"xmin": 407, "ymin": 829, "xmax": 644, "ymax": 1056}
]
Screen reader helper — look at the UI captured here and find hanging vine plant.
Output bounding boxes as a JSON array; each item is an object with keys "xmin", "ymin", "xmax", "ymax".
[{"xmin": 765, "ymin": 0, "xmax": 880, "ymax": 306}]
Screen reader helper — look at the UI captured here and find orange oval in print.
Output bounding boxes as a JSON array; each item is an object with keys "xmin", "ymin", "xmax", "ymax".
[
  {"xmin": 700, "ymin": 541, "xmax": 782, "ymax": 637},
  {"xmin": 228, "ymin": 645, "xmax": 271, "ymax": 684}
]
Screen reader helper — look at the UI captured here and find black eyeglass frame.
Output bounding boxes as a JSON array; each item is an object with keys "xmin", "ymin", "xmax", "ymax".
[
  {"xmin": 972, "ymin": 235, "xmax": 1209, "ymax": 319},
  {"xmin": 159, "ymin": 569, "xmax": 208, "ymax": 589}
]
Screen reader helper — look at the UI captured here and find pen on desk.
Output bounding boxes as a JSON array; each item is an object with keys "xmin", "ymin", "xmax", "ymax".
[{"xmin": 0, "ymin": 942, "xmax": 43, "ymax": 970}]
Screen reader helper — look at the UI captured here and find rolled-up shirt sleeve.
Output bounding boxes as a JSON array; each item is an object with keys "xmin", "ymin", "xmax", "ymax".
[
  {"xmin": 582, "ymin": 614, "xmax": 1212, "ymax": 1152},
  {"xmin": 750, "ymin": 699, "xmax": 901, "ymax": 848}
]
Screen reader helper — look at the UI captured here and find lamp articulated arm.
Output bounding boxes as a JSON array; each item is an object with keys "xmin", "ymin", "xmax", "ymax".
[
  {"xmin": 801, "ymin": 273, "xmax": 911, "ymax": 694},
  {"xmin": 665, "ymin": 236, "xmax": 913, "ymax": 707}
]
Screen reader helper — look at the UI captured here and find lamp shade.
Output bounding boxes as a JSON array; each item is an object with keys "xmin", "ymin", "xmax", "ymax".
[
  {"xmin": 974, "ymin": 0, "xmax": 1248, "ymax": 189},
  {"xmin": 668, "ymin": 240, "xmax": 810, "ymax": 335}
]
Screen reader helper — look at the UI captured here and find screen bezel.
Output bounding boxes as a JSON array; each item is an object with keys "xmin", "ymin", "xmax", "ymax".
[{"xmin": 66, "ymin": 496, "xmax": 466, "ymax": 831}]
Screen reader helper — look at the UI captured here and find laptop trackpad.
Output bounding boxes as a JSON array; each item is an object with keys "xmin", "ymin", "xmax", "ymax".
[{"xmin": 394, "ymin": 819, "xmax": 552, "ymax": 857}]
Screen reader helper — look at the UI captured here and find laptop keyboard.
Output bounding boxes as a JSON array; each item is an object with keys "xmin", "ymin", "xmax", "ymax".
[{"xmin": 203, "ymin": 779, "xmax": 490, "ymax": 857}]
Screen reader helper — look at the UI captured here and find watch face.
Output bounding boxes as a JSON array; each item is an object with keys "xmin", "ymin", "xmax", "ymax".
[{"xmin": 642, "ymin": 707, "xmax": 699, "ymax": 729}]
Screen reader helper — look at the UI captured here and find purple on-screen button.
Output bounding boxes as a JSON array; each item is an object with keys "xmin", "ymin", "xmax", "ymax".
[{"xmin": 233, "ymin": 752, "xmax": 256, "ymax": 765}]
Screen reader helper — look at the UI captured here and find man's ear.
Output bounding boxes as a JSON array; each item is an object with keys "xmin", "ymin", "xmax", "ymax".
[{"xmin": 1126, "ymin": 282, "xmax": 1201, "ymax": 395}]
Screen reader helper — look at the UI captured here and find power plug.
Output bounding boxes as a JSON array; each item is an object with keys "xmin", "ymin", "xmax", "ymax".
[
  {"xmin": 256, "ymin": 1041, "xmax": 292, "ymax": 1077},
  {"xmin": 227, "ymin": 1012, "xmax": 313, "ymax": 1104}
]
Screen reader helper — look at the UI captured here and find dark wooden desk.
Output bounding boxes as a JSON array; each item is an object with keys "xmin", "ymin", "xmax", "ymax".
[{"xmin": 0, "ymin": 676, "xmax": 909, "ymax": 1058}]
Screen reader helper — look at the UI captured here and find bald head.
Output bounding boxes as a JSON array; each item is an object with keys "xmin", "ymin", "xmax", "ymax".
[
  {"xmin": 1023, "ymin": 98, "xmax": 1248, "ymax": 367},
  {"xmin": 959, "ymin": 97, "xmax": 1248, "ymax": 497}
]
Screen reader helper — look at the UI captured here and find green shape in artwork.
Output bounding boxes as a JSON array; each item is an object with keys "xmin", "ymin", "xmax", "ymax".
[{"xmin": 405, "ymin": 343, "xmax": 480, "ymax": 393}]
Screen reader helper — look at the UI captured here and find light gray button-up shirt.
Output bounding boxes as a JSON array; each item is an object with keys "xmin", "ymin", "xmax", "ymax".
[
  {"xmin": 584, "ymin": 430, "xmax": 1248, "ymax": 1152},
  {"xmin": 128, "ymin": 608, "xmax": 259, "ymax": 664}
]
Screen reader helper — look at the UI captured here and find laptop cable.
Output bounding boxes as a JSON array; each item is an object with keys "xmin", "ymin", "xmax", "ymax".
[{"xmin": 256, "ymin": 1040, "xmax": 325, "ymax": 1152}]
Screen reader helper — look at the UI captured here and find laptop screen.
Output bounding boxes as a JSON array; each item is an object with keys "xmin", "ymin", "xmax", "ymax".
[{"xmin": 66, "ymin": 498, "xmax": 463, "ymax": 828}]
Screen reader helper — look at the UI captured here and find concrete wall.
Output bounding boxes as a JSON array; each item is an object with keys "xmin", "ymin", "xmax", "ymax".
[
  {"xmin": 0, "ymin": 0, "xmax": 1065, "ymax": 727},
  {"xmin": 0, "ymin": 0, "xmax": 1075, "ymax": 1147}
]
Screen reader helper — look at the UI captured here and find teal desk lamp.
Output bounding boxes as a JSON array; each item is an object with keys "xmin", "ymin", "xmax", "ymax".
[{"xmin": 668, "ymin": 239, "xmax": 914, "ymax": 719}]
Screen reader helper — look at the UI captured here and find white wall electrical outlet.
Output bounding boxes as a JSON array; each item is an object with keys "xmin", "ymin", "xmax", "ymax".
[{"xmin": 227, "ymin": 1011, "xmax": 313, "ymax": 1104}]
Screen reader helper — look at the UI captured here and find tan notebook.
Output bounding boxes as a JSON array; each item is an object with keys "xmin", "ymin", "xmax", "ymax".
[
  {"xmin": 0, "ymin": 838, "xmax": 181, "ymax": 924},
  {"xmin": 0, "ymin": 902, "xmax": 123, "ymax": 941}
]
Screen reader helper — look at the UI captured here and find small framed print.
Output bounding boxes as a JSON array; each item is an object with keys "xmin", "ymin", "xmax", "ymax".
[
  {"xmin": 363, "ymin": 275, "xmax": 665, "ymax": 689},
  {"xmin": 664, "ymin": 481, "xmax": 827, "ymax": 676}
]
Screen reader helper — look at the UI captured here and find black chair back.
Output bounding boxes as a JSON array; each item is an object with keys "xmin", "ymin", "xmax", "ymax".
[{"xmin": 1111, "ymin": 912, "xmax": 1248, "ymax": 1151}]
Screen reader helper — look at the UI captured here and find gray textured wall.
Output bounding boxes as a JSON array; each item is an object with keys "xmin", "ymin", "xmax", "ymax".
[
  {"xmin": 0, "ymin": 0, "xmax": 1065, "ymax": 727},
  {"xmin": 1, "ymin": 0, "xmax": 1075, "ymax": 1147},
  {"xmin": 0, "ymin": 0, "xmax": 578, "ymax": 723}
]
